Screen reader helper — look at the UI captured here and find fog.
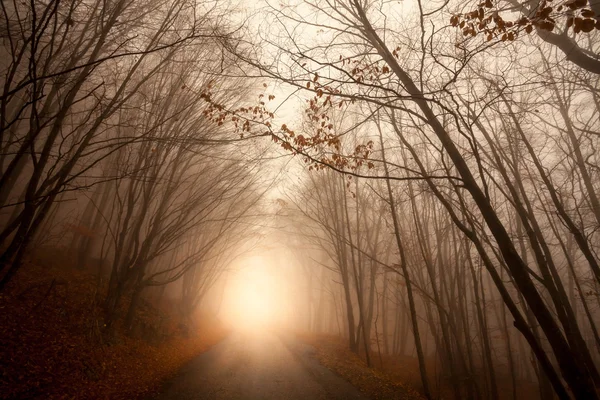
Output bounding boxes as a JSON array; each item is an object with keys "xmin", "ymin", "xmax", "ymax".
[
  {"xmin": 2, "ymin": 0, "xmax": 600, "ymax": 399},
  {"xmin": 219, "ymin": 254, "xmax": 293, "ymax": 330}
]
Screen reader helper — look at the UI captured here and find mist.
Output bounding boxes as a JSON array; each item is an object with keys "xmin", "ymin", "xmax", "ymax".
[{"xmin": 1, "ymin": 0, "xmax": 600, "ymax": 399}]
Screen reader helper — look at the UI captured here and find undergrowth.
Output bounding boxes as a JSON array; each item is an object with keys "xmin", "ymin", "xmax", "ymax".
[{"xmin": 0, "ymin": 250, "xmax": 226, "ymax": 400}]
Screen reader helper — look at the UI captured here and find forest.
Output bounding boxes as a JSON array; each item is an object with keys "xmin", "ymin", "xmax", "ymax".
[{"xmin": 1, "ymin": 0, "xmax": 600, "ymax": 399}]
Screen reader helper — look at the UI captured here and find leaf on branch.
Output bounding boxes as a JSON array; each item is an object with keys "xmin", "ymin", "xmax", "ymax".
[
  {"xmin": 580, "ymin": 18, "xmax": 596, "ymax": 32},
  {"xmin": 581, "ymin": 9, "xmax": 595, "ymax": 18}
]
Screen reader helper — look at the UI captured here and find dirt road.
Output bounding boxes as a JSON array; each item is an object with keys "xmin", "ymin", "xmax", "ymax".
[{"xmin": 154, "ymin": 329, "xmax": 366, "ymax": 400}]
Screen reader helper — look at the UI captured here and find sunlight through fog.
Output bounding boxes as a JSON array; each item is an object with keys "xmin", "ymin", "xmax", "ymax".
[{"xmin": 220, "ymin": 256, "xmax": 289, "ymax": 330}]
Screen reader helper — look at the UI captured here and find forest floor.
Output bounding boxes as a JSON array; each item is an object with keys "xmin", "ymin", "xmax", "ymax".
[
  {"xmin": 299, "ymin": 333, "xmax": 541, "ymax": 400},
  {"xmin": 298, "ymin": 333, "xmax": 425, "ymax": 400},
  {"xmin": 0, "ymin": 250, "xmax": 227, "ymax": 400}
]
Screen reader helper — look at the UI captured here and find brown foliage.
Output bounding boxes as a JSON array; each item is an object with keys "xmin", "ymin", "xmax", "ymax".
[
  {"xmin": 200, "ymin": 77, "xmax": 375, "ymax": 174},
  {"xmin": 451, "ymin": 0, "xmax": 600, "ymax": 43},
  {"xmin": 298, "ymin": 333, "xmax": 424, "ymax": 400},
  {"xmin": 299, "ymin": 333, "xmax": 541, "ymax": 400},
  {"xmin": 0, "ymin": 254, "xmax": 226, "ymax": 399}
]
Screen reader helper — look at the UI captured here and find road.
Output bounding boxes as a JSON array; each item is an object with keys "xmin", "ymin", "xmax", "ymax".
[{"xmin": 154, "ymin": 329, "xmax": 367, "ymax": 400}]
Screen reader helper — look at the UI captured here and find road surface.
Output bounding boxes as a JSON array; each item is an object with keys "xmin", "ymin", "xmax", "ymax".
[{"xmin": 154, "ymin": 329, "xmax": 367, "ymax": 400}]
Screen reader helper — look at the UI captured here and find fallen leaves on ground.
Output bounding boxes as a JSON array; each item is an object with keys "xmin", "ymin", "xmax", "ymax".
[
  {"xmin": 0, "ymin": 255, "xmax": 227, "ymax": 400},
  {"xmin": 298, "ymin": 333, "xmax": 425, "ymax": 400}
]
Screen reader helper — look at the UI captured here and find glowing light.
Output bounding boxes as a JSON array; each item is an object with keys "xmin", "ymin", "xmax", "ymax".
[{"xmin": 221, "ymin": 257, "xmax": 285, "ymax": 330}]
